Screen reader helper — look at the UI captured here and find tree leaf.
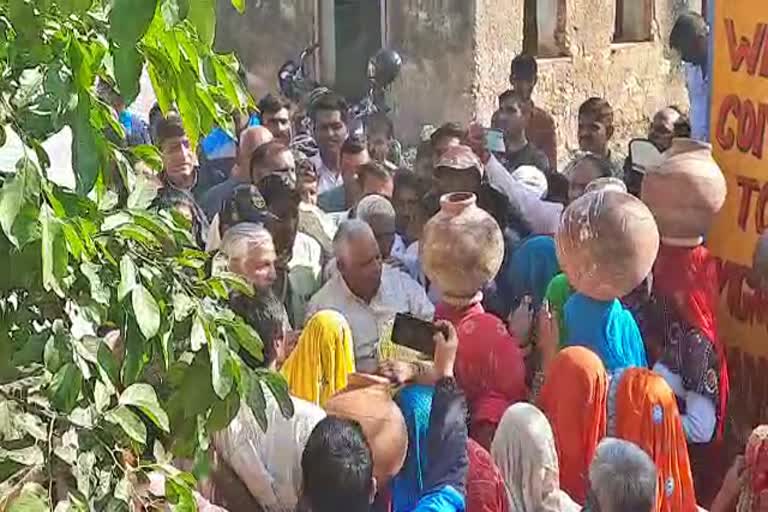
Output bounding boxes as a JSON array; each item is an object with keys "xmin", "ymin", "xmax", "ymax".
[
  {"xmin": 105, "ymin": 405, "xmax": 147, "ymax": 444},
  {"xmin": 190, "ymin": 313, "xmax": 207, "ymax": 351},
  {"xmin": 127, "ymin": 173, "xmax": 160, "ymax": 210},
  {"xmin": 0, "ymin": 446, "xmax": 44, "ymax": 466},
  {"xmin": 110, "ymin": 0, "xmax": 159, "ymax": 45},
  {"xmin": 206, "ymin": 390, "xmax": 239, "ymax": 433},
  {"xmin": 14, "ymin": 413, "xmax": 47, "ymax": 441},
  {"xmin": 209, "ymin": 334, "xmax": 233, "ymax": 400},
  {"xmin": 259, "ymin": 371, "xmax": 294, "ymax": 420},
  {"xmin": 160, "ymin": 0, "xmax": 190, "ymax": 25},
  {"xmin": 113, "ymin": 44, "xmax": 143, "ymax": 105},
  {"xmin": 230, "ymin": 0, "xmax": 245, "ymax": 14},
  {"xmin": 81, "ymin": 261, "xmax": 110, "ymax": 305},
  {"xmin": 0, "ymin": 158, "xmax": 40, "ymax": 247},
  {"xmin": 39, "ymin": 204, "xmax": 68, "ymax": 297},
  {"xmin": 59, "ymin": 0, "xmax": 94, "ymax": 15},
  {"xmin": 131, "ymin": 285, "xmax": 160, "ymax": 339},
  {"xmin": 187, "ymin": 0, "xmax": 215, "ymax": 46},
  {"xmin": 117, "ymin": 255, "xmax": 137, "ymax": 301},
  {"xmin": 244, "ymin": 373, "xmax": 267, "ymax": 432},
  {"xmin": 6, "ymin": 483, "xmax": 48, "ymax": 512},
  {"xmin": 71, "ymin": 92, "xmax": 101, "ymax": 195},
  {"xmin": 49, "ymin": 363, "xmax": 82, "ymax": 413},
  {"xmin": 119, "ymin": 383, "xmax": 170, "ymax": 432}
]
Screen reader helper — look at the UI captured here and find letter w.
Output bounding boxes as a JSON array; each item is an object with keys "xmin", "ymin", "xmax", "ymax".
[{"xmin": 726, "ymin": 19, "xmax": 767, "ymax": 75}]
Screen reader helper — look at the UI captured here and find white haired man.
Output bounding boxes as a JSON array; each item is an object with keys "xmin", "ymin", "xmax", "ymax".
[
  {"xmin": 587, "ymin": 438, "xmax": 657, "ymax": 512},
  {"xmin": 220, "ymin": 222, "xmax": 277, "ymax": 293},
  {"xmin": 306, "ymin": 219, "xmax": 434, "ymax": 372}
]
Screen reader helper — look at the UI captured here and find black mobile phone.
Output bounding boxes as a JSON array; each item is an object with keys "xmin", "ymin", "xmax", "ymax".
[{"xmin": 391, "ymin": 313, "xmax": 438, "ymax": 357}]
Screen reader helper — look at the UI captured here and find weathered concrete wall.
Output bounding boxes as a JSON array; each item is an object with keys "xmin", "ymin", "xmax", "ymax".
[
  {"xmin": 387, "ymin": 0, "xmax": 477, "ymax": 142},
  {"xmin": 215, "ymin": 0, "xmax": 317, "ymax": 99},
  {"xmin": 473, "ymin": 0, "xmax": 689, "ymax": 168},
  {"xmin": 216, "ymin": 0, "xmax": 691, "ymax": 166}
]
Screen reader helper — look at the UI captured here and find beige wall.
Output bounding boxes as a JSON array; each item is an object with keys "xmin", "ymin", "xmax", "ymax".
[
  {"xmin": 217, "ymin": 0, "xmax": 690, "ymax": 167},
  {"xmin": 387, "ymin": 0, "xmax": 477, "ymax": 142}
]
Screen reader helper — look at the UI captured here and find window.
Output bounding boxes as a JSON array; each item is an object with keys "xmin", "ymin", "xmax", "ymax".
[
  {"xmin": 523, "ymin": 0, "xmax": 568, "ymax": 58},
  {"xmin": 614, "ymin": 0, "xmax": 653, "ymax": 43}
]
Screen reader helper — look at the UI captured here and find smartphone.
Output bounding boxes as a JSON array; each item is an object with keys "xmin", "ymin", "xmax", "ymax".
[
  {"xmin": 391, "ymin": 313, "xmax": 438, "ymax": 356},
  {"xmin": 485, "ymin": 129, "xmax": 506, "ymax": 153}
]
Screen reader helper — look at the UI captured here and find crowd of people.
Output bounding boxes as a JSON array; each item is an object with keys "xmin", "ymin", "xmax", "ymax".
[{"xmin": 104, "ymin": 10, "xmax": 768, "ymax": 512}]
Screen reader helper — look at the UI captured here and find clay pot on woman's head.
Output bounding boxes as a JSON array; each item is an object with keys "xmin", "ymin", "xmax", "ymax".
[
  {"xmin": 420, "ymin": 192, "xmax": 505, "ymax": 307},
  {"xmin": 641, "ymin": 139, "xmax": 726, "ymax": 245},
  {"xmin": 556, "ymin": 189, "xmax": 660, "ymax": 301},
  {"xmin": 325, "ymin": 380, "xmax": 408, "ymax": 486}
]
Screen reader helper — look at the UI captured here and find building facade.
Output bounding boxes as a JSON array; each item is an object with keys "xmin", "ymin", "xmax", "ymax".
[{"xmin": 216, "ymin": 0, "xmax": 704, "ymax": 167}]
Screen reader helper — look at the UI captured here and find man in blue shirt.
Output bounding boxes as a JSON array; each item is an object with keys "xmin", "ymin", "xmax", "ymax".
[{"xmin": 670, "ymin": 13, "xmax": 711, "ymax": 142}]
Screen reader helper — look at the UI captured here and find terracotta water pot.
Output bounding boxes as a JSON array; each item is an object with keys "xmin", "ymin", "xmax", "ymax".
[
  {"xmin": 641, "ymin": 139, "xmax": 726, "ymax": 244},
  {"xmin": 325, "ymin": 377, "xmax": 407, "ymax": 486},
  {"xmin": 420, "ymin": 192, "xmax": 504, "ymax": 306},
  {"xmin": 556, "ymin": 190, "xmax": 660, "ymax": 301}
]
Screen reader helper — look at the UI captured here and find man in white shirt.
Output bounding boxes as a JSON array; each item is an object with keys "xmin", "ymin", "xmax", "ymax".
[
  {"xmin": 670, "ymin": 12, "xmax": 710, "ymax": 141},
  {"xmin": 306, "ymin": 219, "xmax": 434, "ymax": 372},
  {"xmin": 309, "ymin": 93, "xmax": 349, "ymax": 194}
]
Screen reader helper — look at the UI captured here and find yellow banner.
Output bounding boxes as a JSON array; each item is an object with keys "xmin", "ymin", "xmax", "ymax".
[{"xmin": 709, "ymin": 1, "xmax": 768, "ymax": 432}]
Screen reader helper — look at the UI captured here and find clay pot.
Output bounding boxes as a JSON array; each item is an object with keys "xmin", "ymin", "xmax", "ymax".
[
  {"xmin": 641, "ymin": 139, "xmax": 726, "ymax": 244},
  {"xmin": 556, "ymin": 190, "xmax": 660, "ymax": 301},
  {"xmin": 420, "ymin": 192, "xmax": 504, "ymax": 306},
  {"xmin": 325, "ymin": 378, "xmax": 407, "ymax": 486}
]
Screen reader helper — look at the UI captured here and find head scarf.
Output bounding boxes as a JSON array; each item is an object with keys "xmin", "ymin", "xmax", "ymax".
[
  {"xmin": 511, "ymin": 166, "xmax": 549, "ymax": 199},
  {"xmin": 436, "ymin": 304, "xmax": 527, "ymax": 450},
  {"xmin": 467, "ymin": 439, "xmax": 509, "ymax": 512},
  {"xmin": 564, "ymin": 293, "xmax": 648, "ymax": 373},
  {"xmin": 212, "ymin": 386, "xmax": 326, "ymax": 512},
  {"xmin": 503, "ymin": 236, "xmax": 560, "ymax": 311},
  {"xmin": 392, "ymin": 385, "xmax": 435, "ymax": 512},
  {"xmin": 738, "ymin": 425, "xmax": 768, "ymax": 512},
  {"xmin": 653, "ymin": 243, "xmax": 729, "ymax": 438},
  {"xmin": 279, "ymin": 310, "xmax": 355, "ymax": 406},
  {"xmin": 612, "ymin": 368, "xmax": 697, "ymax": 512},
  {"xmin": 544, "ymin": 273, "xmax": 573, "ymax": 347},
  {"xmin": 538, "ymin": 347, "xmax": 608, "ymax": 504},
  {"xmin": 491, "ymin": 403, "xmax": 580, "ymax": 512}
]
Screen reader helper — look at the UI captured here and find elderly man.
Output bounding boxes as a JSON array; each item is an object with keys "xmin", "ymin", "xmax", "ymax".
[
  {"xmin": 201, "ymin": 126, "xmax": 274, "ymax": 219},
  {"xmin": 220, "ymin": 223, "xmax": 278, "ymax": 293},
  {"xmin": 587, "ymin": 439, "xmax": 657, "ymax": 512},
  {"xmin": 306, "ymin": 220, "xmax": 434, "ymax": 372}
]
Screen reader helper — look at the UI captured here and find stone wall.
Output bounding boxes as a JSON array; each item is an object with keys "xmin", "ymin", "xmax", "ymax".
[
  {"xmin": 215, "ymin": 0, "xmax": 317, "ymax": 98},
  {"xmin": 217, "ymin": 0, "xmax": 692, "ymax": 167},
  {"xmin": 473, "ymin": 0, "xmax": 689, "ymax": 167},
  {"xmin": 387, "ymin": 0, "xmax": 477, "ymax": 142}
]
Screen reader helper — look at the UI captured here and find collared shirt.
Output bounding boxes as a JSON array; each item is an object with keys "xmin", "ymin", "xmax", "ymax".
[
  {"xmin": 310, "ymin": 154, "xmax": 343, "ymax": 194},
  {"xmin": 685, "ymin": 62, "xmax": 711, "ymax": 142},
  {"xmin": 284, "ymin": 233, "xmax": 324, "ymax": 327},
  {"xmin": 306, "ymin": 265, "xmax": 435, "ymax": 372}
]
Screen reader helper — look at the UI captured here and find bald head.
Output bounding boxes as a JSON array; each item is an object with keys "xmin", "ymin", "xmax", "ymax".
[
  {"xmin": 238, "ymin": 126, "xmax": 274, "ymax": 174},
  {"xmin": 649, "ymin": 107, "xmax": 690, "ymax": 152}
]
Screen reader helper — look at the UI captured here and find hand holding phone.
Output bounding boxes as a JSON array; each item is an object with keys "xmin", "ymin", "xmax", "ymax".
[
  {"xmin": 433, "ymin": 320, "xmax": 458, "ymax": 379},
  {"xmin": 392, "ymin": 313, "xmax": 438, "ymax": 356}
]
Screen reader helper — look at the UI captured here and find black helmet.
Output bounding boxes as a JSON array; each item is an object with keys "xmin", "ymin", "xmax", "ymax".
[{"xmin": 369, "ymin": 49, "xmax": 402, "ymax": 89}]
